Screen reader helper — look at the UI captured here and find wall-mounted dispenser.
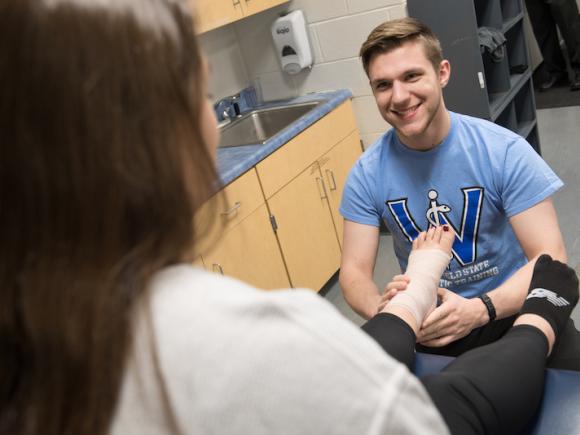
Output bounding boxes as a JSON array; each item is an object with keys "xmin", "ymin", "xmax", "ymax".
[{"xmin": 271, "ymin": 10, "xmax": 313, "ymax": 75}]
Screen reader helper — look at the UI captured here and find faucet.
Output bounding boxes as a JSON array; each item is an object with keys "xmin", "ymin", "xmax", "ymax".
[{"xmin": 214, "ymin": 93, "xmax": 241, "ymax": 122}]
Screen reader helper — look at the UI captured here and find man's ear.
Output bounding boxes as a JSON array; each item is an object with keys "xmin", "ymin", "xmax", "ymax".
[{"xmin": 439, "ymin": 60, "xmax": 451, "ymax": 88}]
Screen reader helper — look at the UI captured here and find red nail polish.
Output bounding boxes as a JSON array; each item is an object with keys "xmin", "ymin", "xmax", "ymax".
[{"xmin": 443, "ymin": 225, "xmax": 449, "ymax": 232}]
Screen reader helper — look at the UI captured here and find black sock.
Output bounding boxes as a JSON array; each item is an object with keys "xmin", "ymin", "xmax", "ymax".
[{"xmin": 520, "ymin": 254, "xmax": 579, "ymax": 337}]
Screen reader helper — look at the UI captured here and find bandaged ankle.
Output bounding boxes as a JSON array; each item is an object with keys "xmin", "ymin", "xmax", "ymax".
[{"xmin": 389, "ymin": 248, "xmax": 451, "ymax": 325}]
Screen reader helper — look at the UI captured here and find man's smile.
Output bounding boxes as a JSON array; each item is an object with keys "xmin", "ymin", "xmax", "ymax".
[{"xmin": 391, "ymin": 103, "xmax": 422, "ymax": 120}]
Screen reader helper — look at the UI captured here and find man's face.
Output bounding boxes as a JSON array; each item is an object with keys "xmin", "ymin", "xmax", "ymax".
[{"xmin": 368, "ymin": 40, "xmax": 450, "ymax": 149}]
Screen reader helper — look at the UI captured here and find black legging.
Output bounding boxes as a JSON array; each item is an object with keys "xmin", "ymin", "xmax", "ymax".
[
  {"xmin": 362, "ymin": 313, "xmax": 548, "ymax": 435},
  {"xmin": 413, "ymin": 314, "xmax": 580, "ymax": 370}
]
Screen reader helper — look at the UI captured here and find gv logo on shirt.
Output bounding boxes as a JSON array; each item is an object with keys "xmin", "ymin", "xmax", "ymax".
[{"xmin": 386, "ymin": 188, "xmax": 484, "ymax": 266}]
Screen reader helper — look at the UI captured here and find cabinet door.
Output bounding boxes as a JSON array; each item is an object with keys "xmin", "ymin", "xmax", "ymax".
[
  {"xmin": 268, "ymin": 163, "xmax": 341, "ymax": 291},
  {"xmin": 242, "ymin": 0, "xmax": 288, "ymax": 17},
  {"xmin": 195, "ymin": 168, "xmax": 264, "ymax": 256},
  {"xmin": 319, "ymin": 130, "xmax": 363, "ymax": 249},
  {"xmin": 193, "ymin": 0, "xmax": 244, "ymax": 34},
  {"xmin": 202, "ymin": 203, "xmax": 290, "ymax": 290},
  {"xmin": 257, "ymin": 100, "xmax": 357, "ymax": 200}
]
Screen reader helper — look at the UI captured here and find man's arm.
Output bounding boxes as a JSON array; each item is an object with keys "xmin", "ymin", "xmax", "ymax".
[
  {"xmin": 418, "ymin": 198, "xmax": 567, "ymax": 345},
  {"xmin": 339, "ymin": 220, "xmax": 382, "ymax": 320},
  {"xmin": 487, "ymin": 197, "xmax": 567, "ymax": 317}
]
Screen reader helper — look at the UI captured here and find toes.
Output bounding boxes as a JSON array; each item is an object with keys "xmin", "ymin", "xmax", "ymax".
[
  {"xmin": 415, "ymin": 231, "xmax": 427, "ymax": 248},
  {"xmin": 440, "ymin": 225, "xmax": 455, "ymax": 253},
  {"xmin": 427, "ymin": 227, "xmax": 436, "ymax": 241},
  {"xmin": 432, "ymin": 226, "xmax": 443, "ymax": 243},
  {"xmin": 536, "ymin": 254, "xmax": 553, "ymax": 266},
  {"xmin": 533, "ymin": 255, "xmax": 580, "ymax": 295},
  {"xmin": 558, "ymin": 262, "xmax": 579, "ymax": 286}
]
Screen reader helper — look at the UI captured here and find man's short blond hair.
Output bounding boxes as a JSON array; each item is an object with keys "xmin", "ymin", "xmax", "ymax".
[{"xmin": 360, "ymin": 17, "xmax": 443, "ymax": 76}]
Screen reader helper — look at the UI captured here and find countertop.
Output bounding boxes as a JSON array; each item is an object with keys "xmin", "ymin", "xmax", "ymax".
[{"xmin": 216, "ymin": 89, "xmax": 353, "ymax": 186}]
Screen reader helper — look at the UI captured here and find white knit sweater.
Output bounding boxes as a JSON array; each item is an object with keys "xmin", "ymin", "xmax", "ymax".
[{"xmin": 110, "ymin": 265, "xmax": 449, "ymax": 435}]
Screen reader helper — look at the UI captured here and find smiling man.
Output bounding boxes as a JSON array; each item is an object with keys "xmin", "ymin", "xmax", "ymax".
[{"xmin": 339, "ymin": 17, "xmax": 575, "ymax": 364}]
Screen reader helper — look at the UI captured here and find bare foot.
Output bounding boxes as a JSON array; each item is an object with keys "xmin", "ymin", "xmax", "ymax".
[
  {"xmin": 382, "ymin": 226, "xmax": 454, "ymax": 332},
  {"xmin": 412, "ymin": 225, "xmax": 454, "ymax": 256}
]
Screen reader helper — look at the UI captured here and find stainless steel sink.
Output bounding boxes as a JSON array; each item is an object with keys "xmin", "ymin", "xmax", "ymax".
[{"xmin": 218, "ymin": 101, "xmax": 322, "ymax": 148}]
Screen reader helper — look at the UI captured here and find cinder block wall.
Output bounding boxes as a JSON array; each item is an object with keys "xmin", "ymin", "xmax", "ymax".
[{"xmin": 200, "ymin": 0, "xmax": 407, "ymax": 148}]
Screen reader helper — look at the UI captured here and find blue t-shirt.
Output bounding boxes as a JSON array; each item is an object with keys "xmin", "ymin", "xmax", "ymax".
[{"xmin": 340, "ymin": 112, "xmax": 563, "ymax": 298}]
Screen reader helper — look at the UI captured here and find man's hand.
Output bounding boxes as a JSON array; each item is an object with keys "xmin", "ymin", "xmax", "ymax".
[
  {"xmin": 417, "ymin": 288, "xmax": 487, "ymax": 347},
  {"xmin": 376, "ymin": 274, "xmax": 410, "ymax": 313}
]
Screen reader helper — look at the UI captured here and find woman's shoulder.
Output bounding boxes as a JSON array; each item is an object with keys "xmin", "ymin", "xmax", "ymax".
[
  {"xmin": 146, "ymin": 264, "xmax": 398, "ymax": 377},
  {"xmin": 121, "ymin": 265, "xmax": 447, "ymax": 435}
]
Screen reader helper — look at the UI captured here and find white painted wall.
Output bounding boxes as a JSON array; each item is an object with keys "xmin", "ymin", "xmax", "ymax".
[{"xmin": 200, "ymin": 0, "xmax": 407, "ymax": 148}]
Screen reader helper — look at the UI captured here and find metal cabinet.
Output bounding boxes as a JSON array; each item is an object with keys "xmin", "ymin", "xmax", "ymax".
[{"xmin": 408, "ymin": 0, "xmax": 541, "ymax": 153}]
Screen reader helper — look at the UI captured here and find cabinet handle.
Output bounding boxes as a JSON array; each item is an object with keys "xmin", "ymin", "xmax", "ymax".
[
  {"xmin": 232, "ymin": 0, "xmax": 241, "ymax": 5},
  {"xmin": 316, "ymin": 177, "xmax": 328, "ymax": 200},
  {"xmin": 325, "ymin": 169, "xmax": 337, "ymax": 191},
  {"xmin": 220, "ymin": 201, "xmax": 241, "ymax": 217},
  {"xmin": 212, "ymin": 263, "xmax": 224, "ymax": 275}
]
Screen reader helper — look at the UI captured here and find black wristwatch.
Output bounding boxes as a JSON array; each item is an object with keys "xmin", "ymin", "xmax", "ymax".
[{"xmin": 478, "ymin": 293, "xmax": 496, "ymax": 323}]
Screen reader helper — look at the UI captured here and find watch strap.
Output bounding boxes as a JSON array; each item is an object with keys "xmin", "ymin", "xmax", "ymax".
[{"xmin": 478, "ymin": 293, "xmax": 496, "ymax": 322}]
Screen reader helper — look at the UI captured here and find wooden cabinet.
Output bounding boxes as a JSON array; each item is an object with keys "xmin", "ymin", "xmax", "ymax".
[
  {"xmin": 267, "ymin": 162, "xmax": 342, "ymax": 290},
  {"xmin": 265, "ymin": 129, "xmax": 362, "ymax": 289},
  {"xmin": 241, "ymin": 0, "xmax": 287, "ymax": 17},
  {"xmin": 194, "ymin": 0, "xmax": 289, "ymax": 34},
  {"xmin": 202, "ymin": 203, "xmax": 290, "ymax": 290},
  {"xmin": 197, "ymin": 100, "xmax": 362, "ymax": 292},
  {"xmin": 197, "ymin": 168, "xmax": 264, "ymax": 238},
  {"xmin": 193, "ymin": 256, "xmax": 205, "ymax": 268},
  {"xmin": 256, "ymin": 100, "xmax": 362, "ymax": 290},
  {"xmin": 194, "ymin": 0, "xmax": 243, "ymax": 34},
  {"xmin": 318, "ymin": 130, "xmax": 362, "ymax": 249},
  {"xmin": 257, "ymin": 101, "xmax": 358, "ymax": 199},
  {"xmin": 196, "ymin": 168, "xmax": 289, "ymax": 290}
]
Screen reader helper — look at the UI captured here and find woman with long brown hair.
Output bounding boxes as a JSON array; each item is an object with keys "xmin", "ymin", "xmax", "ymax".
[
  {"xmin": 0, "ymin": 0, "xmax": 217, "ymax": 433},
  {"xmin": 1, "ymin": 1, "xmax": 577, "ymax": 435}
]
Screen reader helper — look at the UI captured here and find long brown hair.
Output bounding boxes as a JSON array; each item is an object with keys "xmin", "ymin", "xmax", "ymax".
[{"xmin": 0, "ymin": 0, "xmax": 216, "ymax": 433}]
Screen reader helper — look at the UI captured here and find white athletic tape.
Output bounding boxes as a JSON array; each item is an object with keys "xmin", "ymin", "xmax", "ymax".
[{"xmin": 389, "ymin": 249, "xmax": 452, "ymax": 325}]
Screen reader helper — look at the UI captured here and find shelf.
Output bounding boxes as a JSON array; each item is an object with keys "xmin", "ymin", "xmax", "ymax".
[
  {"xmin": 526, "ymin": 125, "xmax": 541, "ymax": 154},
  {"xmin": 517, "ymin": 119, "xmax": 537, "ymax": 139},
  {"xmin": 496, "ymin": 102, "xmax": 517, "ymax": 131},
  {"xmin": 407, "ymin": 0, "xmax": 540, "ymax": 152},
  {"xmin": 503, "ymin": 13, "xmax": 523, "ymax": 33},
  {"xmin": 475, "ymin": 0, "xmax": 503, "ymax": 29},
  {"xmin": 506, "ymin": 19, "xmax": 527, "ymax": 70},
  {"xmin": 489, "ymin": 69, "xmax": 530, "ymax": 120},
  {"xmin": 500, "ymin": 0, "xmax": 523, "ymax": 27}
]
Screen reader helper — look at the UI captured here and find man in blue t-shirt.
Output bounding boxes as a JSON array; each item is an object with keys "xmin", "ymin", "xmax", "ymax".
[{"xmin": 340, "ymin": 17, "xmax": 571, "ymax": 359}]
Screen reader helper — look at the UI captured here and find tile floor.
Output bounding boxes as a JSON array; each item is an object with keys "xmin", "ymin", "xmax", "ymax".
[{"xmin": 322, "ymin": 105, "xmax": 580, "ymax": 327}]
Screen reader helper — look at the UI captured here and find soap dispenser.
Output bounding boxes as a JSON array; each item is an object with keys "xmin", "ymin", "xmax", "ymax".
[{"xmin": 271, "ymin": 10, "xmax": 313, "ymax": 75}]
